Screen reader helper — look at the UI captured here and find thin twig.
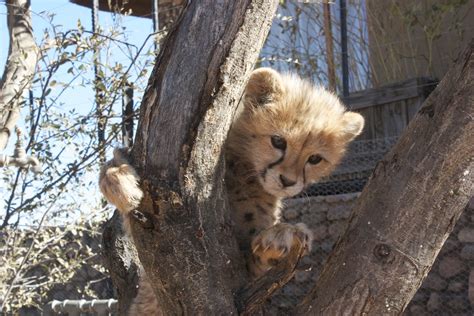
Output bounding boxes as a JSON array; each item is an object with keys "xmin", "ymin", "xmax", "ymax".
[{"xmin": 1, "ymin": 200, "xmax": 57, "ymax": 311}]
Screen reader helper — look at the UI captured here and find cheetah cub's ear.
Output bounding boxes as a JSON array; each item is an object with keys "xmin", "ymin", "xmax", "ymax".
[
  {"xmin": 339, "ymin": 111, "xmax": 365, "ymax": 142},
  {"xmin": 245, "ymin": 67, "xmax": 285, "ymax": 107}
]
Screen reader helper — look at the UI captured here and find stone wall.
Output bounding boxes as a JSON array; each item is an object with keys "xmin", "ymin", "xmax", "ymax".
[{"xmin": 267, "ymin": 194, "xmax": 474, "ymax": 315}]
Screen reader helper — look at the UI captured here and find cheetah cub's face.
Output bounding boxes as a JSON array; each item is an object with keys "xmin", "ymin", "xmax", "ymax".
[{"xmin": 235, "ymin": 68, "xmax": 364, "ymax": 198}]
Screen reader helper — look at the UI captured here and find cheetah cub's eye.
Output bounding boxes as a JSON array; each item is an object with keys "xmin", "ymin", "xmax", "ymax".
[
  {"xmin": 308, "ymin": 154, "xmax": 323, "ymax": 165},
  {"xmin": 271, "ymin": 135, "xmax": 287, "ymax": 150}
]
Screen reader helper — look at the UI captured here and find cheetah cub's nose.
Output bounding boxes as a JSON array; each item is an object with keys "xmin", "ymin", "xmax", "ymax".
[{"xmin": 280, "ymin": 174, "xmax": 296, "ymax": 187}]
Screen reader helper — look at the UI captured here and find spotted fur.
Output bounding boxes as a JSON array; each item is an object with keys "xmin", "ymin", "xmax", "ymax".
[
  {"xmin": 226, "ymin": 68, "xmax": 364, "ymax": 275},
  {"xmin": 99, "ymin": 68, "xmax": 364, "ymax": 314}
]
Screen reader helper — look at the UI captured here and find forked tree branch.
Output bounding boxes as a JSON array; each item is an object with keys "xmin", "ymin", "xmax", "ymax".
[
  {"xmin": 296, "ymin": 40, "xmax": 473, "ymax": 315},
  {"xmin": 125, "ymin": 0, "xmax": 279, "ymax": 314}
]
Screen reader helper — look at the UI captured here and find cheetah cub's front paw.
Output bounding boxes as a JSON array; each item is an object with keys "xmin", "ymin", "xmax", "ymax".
[
  {"xmin": 99, "ymin": 148, "xmax": 143, "ymax": 215},
  {"xmin": 250, "ymin": 223, "xmax": 313, "ymax": 276}
]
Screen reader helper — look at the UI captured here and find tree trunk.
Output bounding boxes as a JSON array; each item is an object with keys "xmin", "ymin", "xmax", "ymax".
[
  {"xmin": 101, "ymin": 213, "xmax": 141, "ymax": 315},
  {"xmin": 121, "ymin": 1, "xmax": 278, "ymax": 314},
  {"xmin": 0, "ymin": 0, "xmax": 38, "ymax": 150},
  {"xmin": 297, "ymin": 40, "xmax": 474, "ymax": 315}
]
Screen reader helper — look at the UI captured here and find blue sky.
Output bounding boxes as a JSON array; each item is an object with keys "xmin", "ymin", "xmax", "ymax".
[
  {"xmin": 1, "ymin": 1, "xmax": 156, "ymax": 124},
  {"xmin": 0, "ymin": 1, "xmax": 158, "ymax": 225},
  {"xmin": 1, "ymin": 0, "xmax": 154, "ymax": 72}
]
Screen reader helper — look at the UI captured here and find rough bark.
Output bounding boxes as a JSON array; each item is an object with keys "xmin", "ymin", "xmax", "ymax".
[
  {"xmin": 121, "ymin": 1, "xmax": 278, "ymax": 314},
  {"xmin": 101, "ymin": 212, "xmax": 141, "ymax": 315},
  {"xmin": 0, "ymin": 0, "xmax": 38, "ymax": 151},
  {"xmin": 236, "ymin": 239, "xmax": 305, "ymax": 315},
  {"xmin": 297, "ymin": 40, "xmax": 474, "ymax": 315}
]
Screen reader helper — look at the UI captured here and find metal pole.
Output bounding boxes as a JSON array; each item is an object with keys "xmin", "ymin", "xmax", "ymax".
[
  {"xmin": 152, "ymin": 0, "xmax": 160, "ymax": 50},
  {"xmin": 122, "ymin": 84, "xmax": 134, "ymax": 148},
  {"xmin": 92, "ymin": 0, "xmax": 105, "ymax": 162},
  {"xmin": 43, "ymin": 299, "xmax": 118, "ymax": 316},
  {"xmin": 323, "ymin": 0, "xmax": 336, "ymax": 91},
  {"xmin": 340, "ymin": 0, "xmax": 349, "ymax": 97}
]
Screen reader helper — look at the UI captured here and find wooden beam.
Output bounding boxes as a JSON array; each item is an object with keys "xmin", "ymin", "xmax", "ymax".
[
  {"xmin": 343, "ymin": 77, "xmax": 438, "ymax": 110},
  {"xmin": 70, "ymin": 0, "xmax": 184, "ymax": 23}
]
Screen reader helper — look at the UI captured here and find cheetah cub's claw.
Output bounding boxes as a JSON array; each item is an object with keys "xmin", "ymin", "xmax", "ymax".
[{"xmin": 251, "ymin": 223, "xmax": 313, "ymax": 271}]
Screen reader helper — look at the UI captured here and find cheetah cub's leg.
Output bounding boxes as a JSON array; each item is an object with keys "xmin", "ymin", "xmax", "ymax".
[
  {"xmin": 249, "ymin": 223, "xmax": 313, "ymax": 277},
  {"xmin": 99, "ymin": 148, "xmax": 143, "ymax": 232}
]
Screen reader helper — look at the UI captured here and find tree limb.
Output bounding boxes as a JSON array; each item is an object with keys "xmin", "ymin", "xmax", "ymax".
[
  {"xmin": 297, "ymin": 39, "xmax": 474, "ymax": 315},
  {"xmin": 127, "ymin": 0, "xmax": 278, "ymax": 314},
  {"xmin": 0, "ymin": 0, "xmax": 39, "ymax": 151},
  {"xmin": 236, "ymin": 239, "xmax": 305, "ymax": 315},
  {"xmin": 101, "ymin": 212, "xmax": 141, "ymax": 315}
]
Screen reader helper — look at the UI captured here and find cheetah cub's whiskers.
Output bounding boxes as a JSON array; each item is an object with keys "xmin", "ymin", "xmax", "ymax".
[{"xmin": 98, "ymin": 68, "xmax": 364, "ymax": 314}]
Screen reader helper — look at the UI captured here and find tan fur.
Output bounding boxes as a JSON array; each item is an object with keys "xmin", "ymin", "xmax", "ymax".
[
  {"xmin": 99, "ymin": 148, "xmax": 143, "ymax": 234},
  {"xmin": 98, "ymin": 68, "xmax": 364, "ymax": 314},
  {"xmin": 226, "ymin": 68, "xmax": 363, "ymax": 276}
]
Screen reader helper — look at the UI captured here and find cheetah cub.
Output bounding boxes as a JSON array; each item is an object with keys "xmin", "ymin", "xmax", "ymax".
[
  {"xmin": 99, "ymin": 67, "xmax": 364, "ymax": 280},
  {"xmin": 225, "ymin": 68, "xmax": 363, "ymax": 276}
]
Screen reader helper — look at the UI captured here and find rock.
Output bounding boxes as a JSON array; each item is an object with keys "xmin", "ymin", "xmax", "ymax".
[
  {"xmin": 324, "ymin": 195, "xmax": 344, "ymax": 203},
  {"xmin": 282, "ymin": 283, "xmax": 305, "ymax": 297},
  {"xmin": 438, "ymin": 257, "xmax": 465, "ymax": 279},
  {"xmin": 295, "ymin": 270, "xmax": 311, "ymax": 283},
  {"xmin": 327, "ymin": 205, "xmax": 352, "ymax": 221},
  {"xmin": 411, "ymin": 291, "xmax": 427, "ymax": 303},
  {"xmin": 458, "ymin": 228, "xmax": 474, "ymax": 243},
  {"xmin": 301, "ymin": 211, "xmax": 326, "ymax": 225},
  {"xmin": 313, "ymin": 202, "xmax": 329, "ymax": 212},
  {"xmin": 427, "ymin": 292, "xmax": 441, "ymax": 312},
  {"xmin": 284, "ymin": 208, "xmax": 300, "ymax": 220},
  {"xmin": 301, "ymin": 256, "xmax": 316, "ymax": 266},
  {"xmin": 440, "ymin": 239, "xmax": 459, "ymax": 254},
  {"xmin": 328, "ymin": 222, "xmax": 347, "ymax": 239},
  {"xmin": 447, "ymin": 297, "xmax": 468, "ymax": 310},
  {"xmin": 408, "ymin": 303, "xmax": 428, "ymax": 316},
  {"xmin": 312, "ymin": 224, "xmax": 328, "ymax": 241},
  {"xmin": 286, "ymin": 197, "xmax": 328, "ymax": 214},
  {"xmin": 448, "ymin": 280, "xmax": 465, "ymax": 293},
  {"xmin": 341, "ymin": 192, "xmax": 360, "ymax": 201},
  {"xmin": 423, "ymin": 273, "xmax": 447, "ymax": 291},
  {"xmin": 310, "ymin": 196, "xmax": 326, "ymax": 204},
  {"xmin": 320, "ymin": 240, "xmax": 335, "ymax": 253},
  {"xmin": 461, "ymin": 245, "xmax": 474, "ymax": 260},
  {"xmin": 469, "ymin": 270, "xmax": 474, "ymax": 306}
]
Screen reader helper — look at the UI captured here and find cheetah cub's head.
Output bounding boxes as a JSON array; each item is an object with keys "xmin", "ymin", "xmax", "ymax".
[{"xmin": 234, "ymin": 68, "xmax": 364, "ymax": 198}]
